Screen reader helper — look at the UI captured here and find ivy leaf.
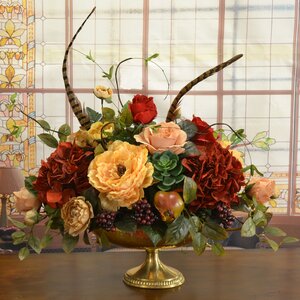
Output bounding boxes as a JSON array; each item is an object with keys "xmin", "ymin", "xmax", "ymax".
[
  {"xmin": 281, "ymin": 236, "xmax": 299, "ymax": 244},
  {"xmin": 58, "ymin": 124, "xmax": 71, "ymax": 142},
  {"xmin": 202, "ymin": 221, "xmax": 228, "ymax": 240},
  {"xmin": 18, "ymin": 247, "xmax": 30, "ymax": 261},
  {"xmin": 264, "ymin": 226, "xmax": 287, "ymax": 237},
  {"xmin": 183, "ymin": 176, "xmax": 197, "ymax": 204},
  {"xmin": 241, "ymin": 217, "xmax": 256, "ymax": 237},
  {"xmin": 211, "ymin": 243, "xmax": 225, "ymax": 256},
  {"xmin": 37, "ymin": 120, "xmax": 51, "ymax": 131},
  {"xmin": 141, "ymin": 225, "xmax": 162, "ymax": 247},
  {"xmin": 165, "ymin": 215, "xmax": 190, "ymax": 245},
  {"xmin": 178, "ymin": 120, "xmax": 198, "ymax": 139},
  {"xmin": 62, "ymin": 233, "xmax": 79, "ymax": 254},
  {"xmin": 86, "ymin": 107, "xmax": 102, "ymax": 123},
  {"xmin": 38, "ymin": 133, "xmax": 58, "ymax": 148}
]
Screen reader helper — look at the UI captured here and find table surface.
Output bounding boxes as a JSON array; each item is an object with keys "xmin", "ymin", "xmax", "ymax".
[{"xmin": 0, "ymin": 248, "xmax": 299, "ymax": 300}]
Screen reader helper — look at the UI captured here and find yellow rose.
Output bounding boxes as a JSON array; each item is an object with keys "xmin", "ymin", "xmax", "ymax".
[
  {"xmin": 93, "ymin": 85, "xmax": 113, "ymax": 99},
  {"xmin": 134, "ymin": 122, "xmax": 187, "ymax": 154},
  {"xmin": 88, "ymin": 140, "xmax": 154, "ymax": 211},
  {"xmin": 247, "ymin": 178, "xmax": 276, "ymax": 204},
  {"xmin": 88, "ymin": 121, "xmax": 114, "ymax": 141},
  {"xmin": 61, "ymin": 196, "xmax": 94, "ymax": 236},
  {"xmin": 13, "ymin": 187, "xmax": 41, "ymax": 212}
]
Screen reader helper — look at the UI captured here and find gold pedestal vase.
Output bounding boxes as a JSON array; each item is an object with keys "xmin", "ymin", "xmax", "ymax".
[{"xmin": 94, "ymin": 229, "xmax": 187, "ymax": 289}]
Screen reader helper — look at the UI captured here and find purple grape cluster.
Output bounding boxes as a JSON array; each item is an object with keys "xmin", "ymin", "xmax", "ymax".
[
  {"xmin": 214, "ymin": 202, "xmax": 235, "ymax": 229},
  {"xmin": 95, "ymin": 211, "xmax": 117, "ymax": 231},
  {"xmin": 132, "ymin": 199, "xmax": 157, "ymax": 225}
]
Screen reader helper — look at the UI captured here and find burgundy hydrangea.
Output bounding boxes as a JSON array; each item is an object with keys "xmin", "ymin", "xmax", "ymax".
[
  {"xmin": 182, "ymin": 142, "xmax": 245, "ymax": 211},
  {"xmin": 33, "ymin": 142, "xmax": 94, "ymax": 208}
]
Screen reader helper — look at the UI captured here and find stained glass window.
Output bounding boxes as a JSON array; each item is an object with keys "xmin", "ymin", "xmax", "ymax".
[{"xmin": 0, "ymin": 0, "xmax": 299, "ymax": 219}]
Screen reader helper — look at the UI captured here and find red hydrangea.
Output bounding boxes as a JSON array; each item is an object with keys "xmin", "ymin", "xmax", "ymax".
[
  {"xmin": 182, "ymin": 142, "xmax": 245, "ymax": 211},
  {"xmin": 33, "ymin": 142, "xmax": 94, "ymax": 208},
  {"xmin": 129, "ymin": 94, "xmax": 157, "ymax": 124}
]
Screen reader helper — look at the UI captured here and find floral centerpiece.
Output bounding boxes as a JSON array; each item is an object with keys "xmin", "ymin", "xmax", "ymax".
[{"xmin": 9, "ymin": 7, "xmax": 298, "ymax": 289}]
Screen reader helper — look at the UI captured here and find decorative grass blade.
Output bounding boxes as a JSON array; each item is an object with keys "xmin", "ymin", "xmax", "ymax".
[
  {"xmin": 62, "ymin": 7, "xmax": 96, "ymax": 130},
  {"xmin": 166, "ymin": 54, "xmax": 243, "ymax": 122}
]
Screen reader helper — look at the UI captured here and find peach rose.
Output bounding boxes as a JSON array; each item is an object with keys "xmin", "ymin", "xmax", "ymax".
[
  {"xmin": 88, "ymin": 140, "xmax": 154, "ymax": 211},
  {"xmin": 247, "ymin": 178, "xmax": 276, "ymax": 204},
  {"xmin": 93, "ymin": 85, "xmax": 113, "ymax": 99},
  {"xmin": 13, "ymin": 187, "xmax": 41, "ymax": 212},
  {"xmin": 134, "ymin": 122, "xmax": 187, "ymax": 154},
  {"xmin": 61, "ymin": 196, "xmax": 94, "ymax": 236},
  {"xmin": 67, "ymin": 129, "xmax": 90, "ymax": 147}
]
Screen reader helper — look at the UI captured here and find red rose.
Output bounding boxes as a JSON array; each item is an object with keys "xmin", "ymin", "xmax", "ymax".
[
  {"xmin": 192, "ymin": 116, "xmax": 216, "ymax": 145},
  {"xmin": 129, "ymin": 94, "xmax": 157, "ymax": 124},
  {"xmin": 182, "ymin": 142, "xmax": 245, "ymax": 211},
  {"xmin": 34, "ymin": 142, "xmax": 94, "ymax": 208}
]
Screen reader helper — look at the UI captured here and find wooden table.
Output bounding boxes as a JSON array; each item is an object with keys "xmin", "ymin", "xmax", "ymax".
[{"xmin": 0, "ymin": 248, "xmax": 299, "ymax": 300}]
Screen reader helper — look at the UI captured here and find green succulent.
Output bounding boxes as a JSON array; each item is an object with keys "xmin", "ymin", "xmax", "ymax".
[{"xmin": 150, "ymin": 151, "xmax": 185, "ymax": 191}]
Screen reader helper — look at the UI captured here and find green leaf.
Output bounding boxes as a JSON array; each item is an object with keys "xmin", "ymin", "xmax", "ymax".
[
  {"xmin": 83, "ymin": 230, "xmax": 91, "ymax": 245},
  {"xmin": 241, "ymin": 217, "xmax": 256, "ymax": 237},
  {"xmin": 102, "ymin": 107, "xmax": 115, "ymax": 122},
  {"xmin": 86, "ymin": 50, "xmax": 95, "ymax": 62},
  {"xmin": 12, "ymin": 231, "xmax": 27, "ymax": 245},
  {"xmin": 8, "ymin": 216, "xmax": 27, "ymax": 229},
  {"xmin": 82, "ymin": 187, "xmax": 99, "ymax": 211},
  {"xmin": 38, "ymin": 133, "xmax": 58, "ymax": 148},
  {"xmin": 24, "ymin": 176, "xmax": 37, "ymax": 196},
  {"xmin": 145, "ymin": 53, "xmax": 159, "ymax": 65},
  {"xmin": 115, "ymin": 216, "xmax": 137, "ymax": 232},
  {"xmin": 86, "ymin": 107, "xmax": 102, "ymax": 123},
  {"xmin": 192, "ymin": 232, "xmax": 207, "ymax": 255},
  {"xmin": 281, "ymin": 236, "xmax": 299, "ymax": 244},
  {"xmin": 40, "ymin": 234, "xmax": 53, "ymax": 249},
  {"xmin": 202, "ymin": 221, "xmax": 228, "ymax": 240},
  {"xmin": 28, "ymin": 235, "xmax": 41, "ymax": 254},
  {"xmin": 183, "ymin": 176, "xmax": 197, "ymax": 204},
  {"xmin": 165, "ymin": 215, "xmax": 190, "ymax": 245},
  {"xmin": 265, "ymin": 137, "xmax": 276, "ymax": 145},
  {"xmin": 62, "ymin": 234, "xmax": 79, "ymax": 254},
  {"xmin": 183, "ymin": 141, "xmax": 200, "ymax": 156},
  {"xmin": 141, "ymin": 226, "xmax": 162, "ymax": 247},
  {"xmin": 18, "ymin": 247, "xmax": 30, "ymax": 261},
  {"xmin": 102, "ymin": 65, "xmax": 114, "ymax": 79},
  {"xmin": 264, "ymin": 226, "xmax": 287, "ymax": 237},
  {"xmin": 252, "ymin": 141, "xmax": 270, "ymax": 151},
  {"xmin": 37, "ymin": 120, "xmax": 51, "ymax": 131},
  {"xmin": 252, "ymin": 210, "xmax": 267, "ymax": 227},
  {"xmin": 58, "ymin": 124, "xmax": 71, "ymax": 142},
  {"xmin": 178, "ymin": 120, "xmax": 198, "ymax": 139},
  {"xmin": 211, "ymin": 243, "xmax": 225, "ymax": 256},
  {"xmin": 265, "ymin": 237, "xmax": 279, "ymax": 251},
  {"xmin": 252, "ymin": 131, "xmax": 267, "ymax": 142},
  {"xmin": 119, "ymin": 103, "xmax": 133, "ymax": 127}
]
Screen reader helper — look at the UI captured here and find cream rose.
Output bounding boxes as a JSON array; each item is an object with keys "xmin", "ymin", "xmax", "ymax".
[
  {"xmin": 88, "ymin": 121, "xmax": 114, "ymax": 140},
  {"xmin": 61, "ymin": 196, "xmax": 94, "ymax": 236},
  {"xmin": 93, "ymin": 85, "xmax": 113, "ymax": 99},
  {"xmin": 13, "ymin": 187, "xmax": 41, "ymax": 212},
  {"xmin": 88, "ymin": 140, "xmax": 154, "ymax": 211},
  {"xmin": 134, "ymin": 122, "xmax": 187, "ymax": 154},
  {"xmin": 247, "ymin": 178, "xmax": 276, "ymax": 204}
]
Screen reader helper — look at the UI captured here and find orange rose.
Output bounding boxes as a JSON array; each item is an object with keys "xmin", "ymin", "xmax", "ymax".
[
  {"xmin": 88, "ymin": 141, "xmax": 154, "ymax": 211},
  {"xmin": 134, "ymin": 122, "xmax": 187, "ymax": 154},
  {"xmin": 13, "ymin": 187, "xmax": 41, "ymax": 212},
  {"xmin": 247, "ymin": 178, "xmax": 276, "ymax": 204}
]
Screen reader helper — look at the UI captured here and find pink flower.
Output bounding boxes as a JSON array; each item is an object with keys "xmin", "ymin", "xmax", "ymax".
[
  {"xmin": 247, "ymin": 178, "xmax": 276, "ymax": 204},
  {"xmin": 134, "ymin": 122, "xmax": 187, "ymax": 154}
]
